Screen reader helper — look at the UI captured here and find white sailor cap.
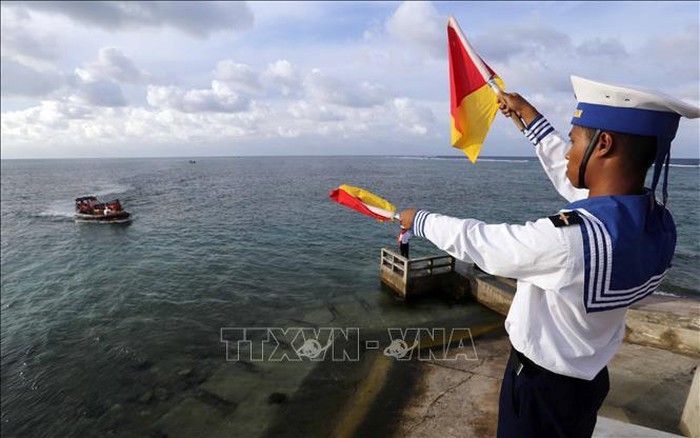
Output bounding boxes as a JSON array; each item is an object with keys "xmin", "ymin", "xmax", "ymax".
[
  {"xmin": 571, "ymin": 75, "xmax": 699, "ymax": 133},
  {"xmin": 570, "ymin": 75, "xmax": 700, "ymax": 200}
]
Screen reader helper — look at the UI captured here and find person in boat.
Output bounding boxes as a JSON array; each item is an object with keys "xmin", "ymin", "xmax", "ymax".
[
  {"xmin": 399, "ymin": 76, "xmax": 699, "ymax": 438},
  {"xmin": 77, "ymin": 200, "xmax": 90, "ymax": 214}
]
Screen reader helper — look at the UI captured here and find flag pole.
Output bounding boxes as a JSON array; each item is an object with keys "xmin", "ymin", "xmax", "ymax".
[{"xmin": 448, "ymin": 17, "xmax": 526, "ymax": 132}]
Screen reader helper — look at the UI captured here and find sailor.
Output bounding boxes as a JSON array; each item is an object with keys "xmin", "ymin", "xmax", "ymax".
[
  {"xmin": 399, "ymin": 76, "xmax": 699, "ymax": 438},
  {"xmin": 398, "ymin": 226, "xmax": 413, "ymax": 258}
]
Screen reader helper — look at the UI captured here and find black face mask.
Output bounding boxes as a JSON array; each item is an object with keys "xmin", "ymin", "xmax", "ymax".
[{"xmin": 578, "ymin": 129, "xmax": 601, "ymax": 188}]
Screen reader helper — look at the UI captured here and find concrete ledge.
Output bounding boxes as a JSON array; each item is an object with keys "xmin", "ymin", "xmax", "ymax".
[
  {"xmin": 680, "ymin": 366, "xmax": 700, "ymax": 438},
  {"xmin": 625, "ymin": 296, "xmax": 700, "ymax": 355},
  {"xmin": 604, "ymin": 342, "xmax": 697, "ymax": 432},
  {"xmin": 594, "ymin": 416, "xmax": 682, "ymax": 437},
  {"xmin": 457, "ymin": 264, "xmax": 515, "ymax": 317}
]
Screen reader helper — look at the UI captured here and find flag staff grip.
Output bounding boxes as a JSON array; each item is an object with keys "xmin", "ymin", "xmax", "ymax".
[
  {"xmin": 449, "ymin": 17, "xmax": 526, "ymax": 132},
  {"xmin": 487, "ymin": 80, "xmax": 526, "ymax": 132}
]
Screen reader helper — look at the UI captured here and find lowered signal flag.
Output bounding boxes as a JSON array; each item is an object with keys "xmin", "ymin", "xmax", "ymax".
[{"xmin": 329, "ymin": 185, "xmax": 398, "ymax": 222}]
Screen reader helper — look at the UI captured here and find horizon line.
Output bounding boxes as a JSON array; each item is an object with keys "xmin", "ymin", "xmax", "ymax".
[{"xmin": 2, "ymin": 154, "xmax": 700, "ymax": 161}]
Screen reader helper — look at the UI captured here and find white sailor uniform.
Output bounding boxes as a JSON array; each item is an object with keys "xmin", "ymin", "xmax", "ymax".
[
  {"xmin": 413, "ymin": 114, "xmax": 675, "ymax": 381},
  {"xmin": 410, "ymin": 76, "xmax": 699, "ymax": 438}
]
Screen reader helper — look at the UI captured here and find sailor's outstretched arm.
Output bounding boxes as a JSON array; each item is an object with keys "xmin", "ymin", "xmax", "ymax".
[
  {"xmin": 525, "ymin": 116, "xmax": 588, "ymax": 202},
  {"xmin": 401, "ymin": 209, "xmax": 570, "ymax": 290},
  {"xmin": 498, "ymin": 93, "xmax": 588, "ymax": 203}
]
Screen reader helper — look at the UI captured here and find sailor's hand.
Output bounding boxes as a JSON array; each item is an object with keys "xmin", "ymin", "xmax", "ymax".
[
  {"xmin": 497, "ymin": 92, "xmax": 540, "ymax": 126},
  {"xmin": 399, "ymin": 209, "xmax": 417, "ymax": 230}
]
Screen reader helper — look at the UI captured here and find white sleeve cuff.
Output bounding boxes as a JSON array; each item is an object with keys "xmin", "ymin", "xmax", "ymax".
[
  {"xmin": 524, "ymin": 115, "xmax": 555, "ymax": 146},
  {"xmin": 412, "ymin": 209, "xmax": 432, "ymax": 238}
]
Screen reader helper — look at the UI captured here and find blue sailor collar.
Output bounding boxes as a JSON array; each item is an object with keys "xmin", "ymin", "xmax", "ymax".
[{"xmin": 560, "ymin": 190, "xmax": 676, "ymax": 313}]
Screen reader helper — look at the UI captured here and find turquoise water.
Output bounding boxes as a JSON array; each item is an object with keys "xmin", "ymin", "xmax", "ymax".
[{"xmin": 1, "ymin": 156, "xmax": 698, "ymax": 436}]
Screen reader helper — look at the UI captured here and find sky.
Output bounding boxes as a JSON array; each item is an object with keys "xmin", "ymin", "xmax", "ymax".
[{"xmin": 1, "ymin": 1, "xmax": 699, "ymax": 159}]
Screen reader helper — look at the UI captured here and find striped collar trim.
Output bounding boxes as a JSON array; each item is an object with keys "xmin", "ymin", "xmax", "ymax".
[{"xmin": 576, "ymin": 208, "xmax": 666, "ymax": 312}]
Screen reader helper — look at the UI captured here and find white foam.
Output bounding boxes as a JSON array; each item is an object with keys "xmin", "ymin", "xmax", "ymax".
[
  {"xmin": 75, "ymin": 218, "xmax": 132, "ymax": 224},
  {"xmin": 36, "ymin": 210, "xmax": 74, "ymax": 218},
  {"xmin": 653, "ymin": 290, "xmax": 681, "ymax": 298},
  {"xmin": 36, "ymin": 200, "xmax": 75, "ymax": 218}
]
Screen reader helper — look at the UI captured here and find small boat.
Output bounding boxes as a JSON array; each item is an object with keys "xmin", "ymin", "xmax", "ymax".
[{"xmin": 75, "ymin": 196, "xmax": 131, "ymax": 223}]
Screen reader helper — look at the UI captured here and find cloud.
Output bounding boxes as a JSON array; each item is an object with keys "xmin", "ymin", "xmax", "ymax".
[
  {"xmin": 393, "ymin": 98, "xmax": 434, "ymax": 135},
  {"xmin": 72, "ymin": 79, "xmax": 127, "ymax": 107},
  {"xmin": 670, "ymin": 82, "xmax": 700, "ymax": 105},
  {"xmin": 264, "ymin": 60, "xmax": 301, "ymax": 96},
  {"xmin": 5, "ymin": 1, "xmax": 254, "ymax": 38},
  {"xmin": 147, "ymin": 81, "xmax": 250, "ymax": 113},
  {"xmin": 0, "ymin": 58, "xmax": 64, "ymax": 97},
  {"xmin": 473, "ymin": 25, "xmax": 572, "ymax": 63},
  {"xmin": 67, "ymin": 49, "xmax": 137, "ymax": 107},
  {"xmin": 498, "ymin": 58, "xmax": 572, "ymax": 94},
  {"xmin": 1, "ymin": 91, "xmax": 439, "ymax": 157},
  {"xmin": 1, "ymin": 101, "xmax": 93, "ymax": 134},
  {"xmin": 0, "ymin": 22, "xmax": 59, "ymax": 64},
  {"xmin": 643, "ymin": 25, "xmax": 700, "ymax": 83},
  {"xmin": 277, "ymin": 126, "xmax": 300, "ymax": 138},
  {"xmin": 1, "ymin": 101, "xmax": 260, "ymax": 150},
  {"xmin": 80, "ymin": 47, "xmax": 144, "ymax": 84},
  {"xmin": 386, "ymin": 1, "xmax": 445, "ymax": 59},
  {"xmin": 287, "ymin": 100, "xmax": 344, "ymax": 122},
  {"xmin": 1, "ymin": 46, "xmax": 139, "ymax": 105},
  {"xmin": 214, "ymin": 60, "xmax": 262, "ymax": 94},
  {"xmin": 471, "ymin": 25, "xmax": 626, "ymax": 95},
  {"xmin": 304, "ymin": 69, "xmax": 387, "ymax": 108},
  {"xmin": 576, "ymin": 38, "xmax": 628, "ymax": 58},
  {"xmin": 647, "ymin": 25, "xmax": 699, "ymax": 60}
]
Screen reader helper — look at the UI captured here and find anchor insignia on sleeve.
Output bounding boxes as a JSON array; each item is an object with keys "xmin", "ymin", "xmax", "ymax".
[{"xmin": 548, "ymin": 210, "xmax": 582, "ymax": 227}]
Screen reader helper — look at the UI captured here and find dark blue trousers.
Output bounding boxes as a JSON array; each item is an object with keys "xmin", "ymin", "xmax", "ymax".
[{"xmin": 497, "ymin": 348, "xmax": 609, "ymax": 438}]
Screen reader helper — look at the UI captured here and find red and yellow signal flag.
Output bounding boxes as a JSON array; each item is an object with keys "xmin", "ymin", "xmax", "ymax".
[
  {"xmin": 448, "ymin": 17, "xmax": 505, "ymax": 163},
  {"xmin": 329, "ymin": 185, "xmax": 398, "ymax": 222}
]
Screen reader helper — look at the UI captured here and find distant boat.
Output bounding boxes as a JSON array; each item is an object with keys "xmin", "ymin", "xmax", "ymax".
[
  {"xmin": 189, "ymin": 160, "xmax": 196, "ymax": 164},
  {"xmin": 75, "ymin": 196, "xmax": 131, "ymax": 223}
]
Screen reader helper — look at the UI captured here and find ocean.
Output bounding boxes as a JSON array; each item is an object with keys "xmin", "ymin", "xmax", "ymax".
[{"xmin": 1, "ymin": 156, "xmax": 698, "ymax": 437}]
